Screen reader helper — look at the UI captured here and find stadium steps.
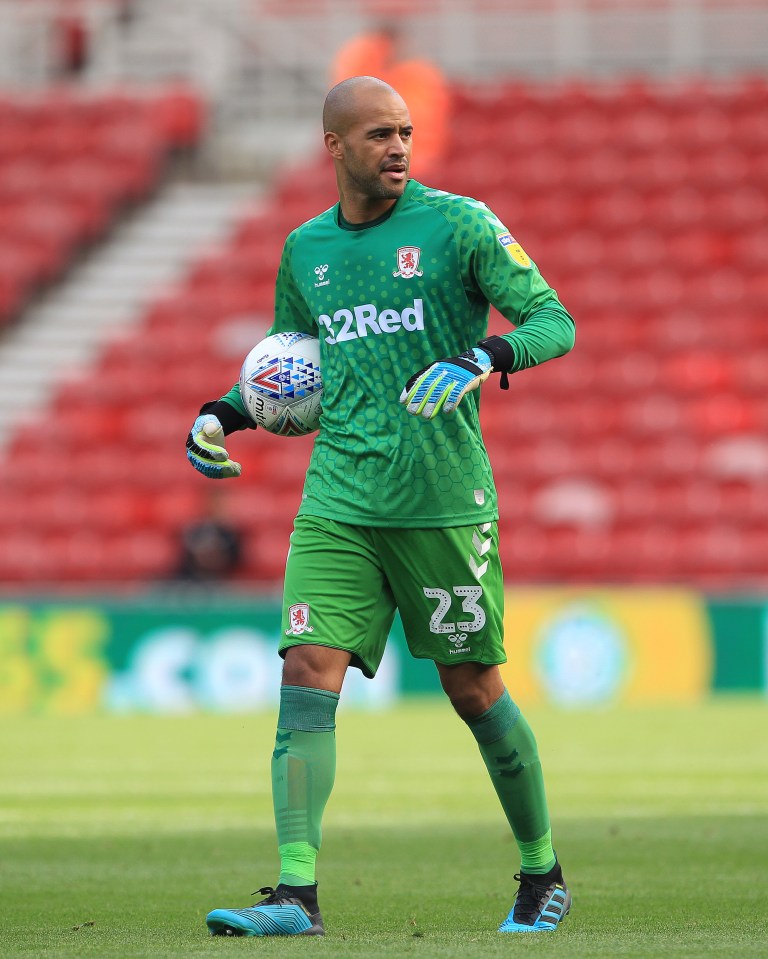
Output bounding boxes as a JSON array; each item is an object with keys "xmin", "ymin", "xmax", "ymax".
[{"xmin": 0, "ymin": 182, "xmax": 258, "ymax": 449}]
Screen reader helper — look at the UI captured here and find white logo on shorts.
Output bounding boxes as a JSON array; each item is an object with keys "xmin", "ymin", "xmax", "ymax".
[
  {"xmin": 469, "ymin": 523, "xmax": 492, "ymax": 580},
  {"xmin": 286, "ymin": 603, "xmax": 314, "ymax": 635},
  {"xmin": 448, "ymin": 632, "xmax": 471, "ymax": 655}
]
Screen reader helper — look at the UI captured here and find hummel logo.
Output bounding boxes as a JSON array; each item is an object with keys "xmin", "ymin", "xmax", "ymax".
[
  {"xmin": 472, "ymin": 530, "xmax": 492, "ymax": 556},
  {"xmin": 273, "ymin": 731, "xmax": 292, "ymax": 760},
  {"xmin": 447, "ymin": 632, "xmax": 471, "ymax": 655},
  {"xmin": 469, "ymin": 523, "xmax": 492, "ymax": 580},
  {"xmin": 497, "ymin": 749, "xmax": 525, "ymax": 778},
  {"xmin": 314, "ymin": 264, "xmax": 330, "ymax": 288}
]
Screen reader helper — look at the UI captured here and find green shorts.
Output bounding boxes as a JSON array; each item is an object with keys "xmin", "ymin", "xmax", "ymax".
[{"xmin": 280, "ymin": 515, "xmax": 506, "ymax": 677}]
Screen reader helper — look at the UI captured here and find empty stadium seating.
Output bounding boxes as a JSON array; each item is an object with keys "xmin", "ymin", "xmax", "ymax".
[
  {"xmin": 2, "ymin": 76, "xmax": 767, "ymax": 589},
  {"xmin": 0, "ymin": 85, "xmax": 205, "ymax": 326}
]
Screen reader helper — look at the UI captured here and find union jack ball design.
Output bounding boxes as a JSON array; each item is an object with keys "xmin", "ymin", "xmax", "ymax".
[{"xmin": 239, "ymin": 332, "xmax": 323, "ymax": 436}]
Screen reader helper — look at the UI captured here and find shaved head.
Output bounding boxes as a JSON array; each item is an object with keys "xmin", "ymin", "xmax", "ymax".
[{"xmin": 323, "ymin": 76, "xmax": 404, "ymax": 134}]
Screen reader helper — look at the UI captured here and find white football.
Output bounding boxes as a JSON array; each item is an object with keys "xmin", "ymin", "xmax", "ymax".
[{"xmin": 239, "ymin": 331, "xmax": 322, "ymax": 436}]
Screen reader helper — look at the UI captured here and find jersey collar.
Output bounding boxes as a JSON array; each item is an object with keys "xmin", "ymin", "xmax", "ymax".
[{"xmin": 336, "ymin": 179, "xmax": 417, "ymax": 231}]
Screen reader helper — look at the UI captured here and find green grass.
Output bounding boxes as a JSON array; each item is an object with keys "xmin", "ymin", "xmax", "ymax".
[{"xmin": 1, "ymin": 699, "xmax": 767, "ymax": 958}]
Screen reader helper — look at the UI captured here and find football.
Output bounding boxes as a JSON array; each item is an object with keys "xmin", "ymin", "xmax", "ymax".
[{"xmin": 239, "ymin": 331, "xmax": 323, "ymax": 436}]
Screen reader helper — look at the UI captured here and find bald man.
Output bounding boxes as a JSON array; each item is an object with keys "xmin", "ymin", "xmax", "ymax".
[{"xmin": 191, "ymin": 77, "xmax": 575, "ymax": 937}]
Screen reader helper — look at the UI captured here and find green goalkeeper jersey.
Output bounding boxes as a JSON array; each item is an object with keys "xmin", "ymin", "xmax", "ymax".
[{"xmin": 223, "ymin": 179, "xmax": 574, "ymax": 528}]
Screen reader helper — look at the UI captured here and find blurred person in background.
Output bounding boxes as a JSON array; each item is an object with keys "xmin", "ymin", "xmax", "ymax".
[
  {"xmin": 331, "ymin": 21, "xmax": 450, "ymax": 179},
  {"xmin": 187, "ymin": 76, "xmax": 574, "ymax": 938},
  {"xmin": 172, "ymin": 487, "xmax": 243, "ymax": 583},
  {"xmin": 54, "ymin": 10, "xmax": 89, "ymax": 76}
]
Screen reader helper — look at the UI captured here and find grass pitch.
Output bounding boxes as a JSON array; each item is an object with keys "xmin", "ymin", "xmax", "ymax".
[{"xmin": 1, "ymin": 699, "xmax": 767, "ymax": 958}]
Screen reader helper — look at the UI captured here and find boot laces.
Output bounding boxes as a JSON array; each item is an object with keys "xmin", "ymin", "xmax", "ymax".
[
  {"xmin": 251, "ymin": 886, "xmax": 282, "ymax": 905},
  {"xmin": 512, "ymin": 873, "xmax": 552, "ymax": 925}
]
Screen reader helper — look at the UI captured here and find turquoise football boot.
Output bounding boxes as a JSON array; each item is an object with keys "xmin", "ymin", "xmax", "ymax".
[
  {"xmin": 206, "ymin": 884, "xmax": 324, "ymax": 937},
  {"xmin": 499, "ymin": 864, "xmax": 571, "ymax": 932}
]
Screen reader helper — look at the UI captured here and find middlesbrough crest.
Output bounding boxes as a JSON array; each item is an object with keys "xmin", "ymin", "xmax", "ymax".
[
  {"xmin": 285, "ymin": 603, "xmax": 314, "ymax": 636},
  {"xmin": 393, "ymin": 246, "xmax": 423, "ymax": 278}
]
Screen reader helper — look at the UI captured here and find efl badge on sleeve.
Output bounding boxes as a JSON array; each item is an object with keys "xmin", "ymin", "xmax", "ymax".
[
  {"xmin": 393, "ymin": 246, "xmax": 424, "ymax": 278},
  {"xmin": 286, "ymin": 603, "xmax": 314, "ymax": 636},
  {"xmin": 497, "ymin": 232, "xmax": 532, "ymax": 268}
]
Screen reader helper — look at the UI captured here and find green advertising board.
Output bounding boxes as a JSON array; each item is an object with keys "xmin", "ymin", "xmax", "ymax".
[
  {"xmin": 0, "ymin": 591, "xmax": 765, "ymax": 714},
  {"xmin": 708, "ymin": 599, "xmax": 767, "ymax": 693},
  {"xmin": 0, "ymin": 595, "xmax": 440, "ymax": 714}
]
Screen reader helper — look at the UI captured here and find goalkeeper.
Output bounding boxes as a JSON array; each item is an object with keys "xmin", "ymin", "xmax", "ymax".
[{"xmin": 187, "ymin": 76, "xmax": 575, "ymax": 938}]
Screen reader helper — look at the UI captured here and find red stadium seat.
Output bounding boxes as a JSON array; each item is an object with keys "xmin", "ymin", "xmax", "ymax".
[
  {"xmin": 624, "ymin": 148, "xmax": 691, "ymax": 192},
  {"xmin": 686, "ymin": 394, "xmax": 759, "ymax": 436},
  {"xmin": 146, "ymin": 84, "xmax": 207, "ymax": 149},
  {"xmin": 0, "ymin": 272, "xmax": 27, "ymax": 323},
  {"xmin": 661, "ymin": 352, "xmax": 733, "ymax": 394}
]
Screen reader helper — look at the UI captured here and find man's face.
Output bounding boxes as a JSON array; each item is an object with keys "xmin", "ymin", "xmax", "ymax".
[{"xmin": 337, "ymin": 92, "xmax": 413, "ymax": 202}]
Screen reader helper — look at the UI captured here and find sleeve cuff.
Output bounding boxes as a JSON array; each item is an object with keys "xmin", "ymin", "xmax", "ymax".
[
  {"xmin": 199, "ymin": 399, "xmax": 254, "ymax": 434},
  {"xmin": 477, "ymin": 334, "xmax": 516, "ymax": 373}
]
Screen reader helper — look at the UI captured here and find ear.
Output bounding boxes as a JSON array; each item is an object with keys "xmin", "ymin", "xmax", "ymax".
[{"xmin": 324, "ymin": 131, "xmax": 343, "ymax": 160}]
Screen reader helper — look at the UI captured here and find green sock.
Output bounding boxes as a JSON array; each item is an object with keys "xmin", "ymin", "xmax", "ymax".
[
  {"xmin": 466, "ymin": 689, "xmax": 556, "ymax": 874},
  {"xmin": 271, "ymin": 685, "xmax": 339, "ymax": 887}
]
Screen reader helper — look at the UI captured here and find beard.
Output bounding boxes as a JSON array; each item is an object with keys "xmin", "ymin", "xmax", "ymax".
[{"xmin": 344, "ymin": 153, "xmax": 408, "ymax": 200}]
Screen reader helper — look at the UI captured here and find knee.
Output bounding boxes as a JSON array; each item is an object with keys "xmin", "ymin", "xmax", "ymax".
[
  {"xmin": 439, "ymin": 664, "xmax": 505, "ymax": 722},
  {"xmin": 282, "ymin": 644, "xmax": 351, "ymax": 693},
  {"xmin": 446, "ymin": 686, "xmax": 493, "ymax": 721}
]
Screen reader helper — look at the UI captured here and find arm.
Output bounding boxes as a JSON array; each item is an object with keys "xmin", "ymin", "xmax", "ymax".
[
  {"xmin": 471, "ymin": 215, "xmax": 575, "ymax": 375},
  {"xmin": 401, "ymin": 205, "xmax": 574, "ymax": 419},
  {"xmin": 478, "ymin": 301, "xmax": 575, "ymax": 382}
]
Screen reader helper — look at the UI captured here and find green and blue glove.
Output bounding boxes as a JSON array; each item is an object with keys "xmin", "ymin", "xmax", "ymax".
[
  {"xmin": 400, "ymin": 346, "xmax": 494, "ymax": 419},
  {"xmin": 186, "ymin": 414, "xmax": 242, "ymax": 479}
]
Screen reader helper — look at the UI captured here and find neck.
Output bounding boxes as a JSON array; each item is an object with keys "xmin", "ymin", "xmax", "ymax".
[
  {"xmin": 336, "ymin": 179, "xmax": 401, "ymax": 224},
  {"xmin": 338, "ymin": 195, "xmax": 398, "ymax": 224}
]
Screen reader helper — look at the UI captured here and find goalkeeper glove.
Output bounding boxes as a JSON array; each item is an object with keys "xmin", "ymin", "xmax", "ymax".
[
  {"xmin": 400, "ymin": 346, "xmax": 493, "ymax": 419},
  {"xmin": 186, "ymin": 414, "xmax": 242, "ymax": 479}
]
